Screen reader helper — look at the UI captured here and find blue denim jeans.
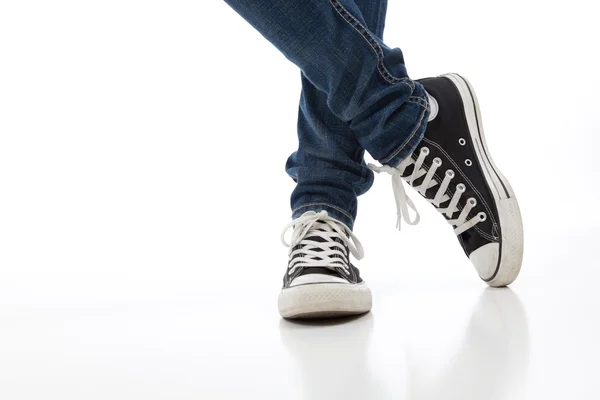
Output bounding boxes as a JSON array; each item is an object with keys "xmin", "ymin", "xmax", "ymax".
[{"xmin": 224, "ymin": 0, "xmax": 430, "ymax": 229}]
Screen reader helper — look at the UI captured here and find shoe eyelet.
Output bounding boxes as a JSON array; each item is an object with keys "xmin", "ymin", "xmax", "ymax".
[
  {"xmin": 465, "ymin": 159, "xmax": 473, "ymax": 166},
  {"xmin": 478, "ymin": 212, "xmax": 487, "ymax": 222},
  {"xmin": 459, "ymin": 138, "xmax": 467, "ymax": 146},
  {"xmin": 468, "ymin": 198, "xmax": 477, "ymax": 207},
  {"xmin": 433, "ymin": 157, "xmax": 442, "ymax": 166},
  {"xmin": 420, "ymin": 147, "xmax": 430, "ymax": 156},
  {"xmin": 446, "ymin": 169, "xmax": 455, "ymax": 178},
  {"xmin": 456, "ymin": 183, "xmax": 466, "ymax": 192}
]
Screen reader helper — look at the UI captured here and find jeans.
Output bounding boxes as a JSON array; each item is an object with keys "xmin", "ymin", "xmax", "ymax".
[{"xmin": 224, "ymin": 0, "xmax": 430, "ymax": 229}]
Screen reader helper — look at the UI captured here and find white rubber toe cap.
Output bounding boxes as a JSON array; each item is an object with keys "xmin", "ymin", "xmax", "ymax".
[
  {"xmin": 289, "ymin": 274, "xmax": 349, "ymax": 287},
  {"xmin": 470, "ymin": 243, "xmax": 500, "ymax": 282},
  {"xmin": 278, "ymin": 282, "xmax": 372, "ymax": 319}
]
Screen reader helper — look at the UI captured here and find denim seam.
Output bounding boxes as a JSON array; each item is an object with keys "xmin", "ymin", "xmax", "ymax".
[
  {"xmin": 407, "ymin": 96, "xmax": 428, "ymax": 108},
  {"xmin": 292, "ymin": 202, "xmax": 354, "ymax": 221},
  {"xmin": 329, "ymin": 0, "xmax": 414, "ymax": 89},
  {"xmin": 406, "ymin": 99, "xmax": 428, "ymax": 108},
  {"xmin": 380, "ymin": 101, "xmax": 428, "ymax": 164}
]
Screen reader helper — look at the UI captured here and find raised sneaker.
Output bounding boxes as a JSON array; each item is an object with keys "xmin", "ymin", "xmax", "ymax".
[
  {"xmin": 278, "ymin": 211, "xmax": 372, "ymax": 318},
  {"xmin": 370, "ymin": 73, "xmax": 524, "ymax": 287}
]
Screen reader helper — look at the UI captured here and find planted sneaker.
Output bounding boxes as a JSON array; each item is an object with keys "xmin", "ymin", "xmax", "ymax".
[
  {"xmin": 278, "ymin": 211, "xmax": 372, "ymax": 319},
  {"xmin": 370, "ymin": 73, "xmax": 524, "ymax": 287}
]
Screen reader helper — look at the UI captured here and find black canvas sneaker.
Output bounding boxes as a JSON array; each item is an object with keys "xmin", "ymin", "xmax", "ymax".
[
  {"xmin": 370, "ymin": 73, "xmax": 524, "ymax": 287},
  {"xmin": 278, "ymin": 211, "xmax": 372, "ymax": 319}
]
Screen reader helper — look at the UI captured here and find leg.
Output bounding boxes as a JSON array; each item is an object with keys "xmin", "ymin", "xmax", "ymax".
[
  {"xmin": 224, "ymin": 0, "xmax": 429, "ymax": 318},
  {"xmin": 224, "ymin": 0, "xmax": 429, "ymax": 170},
  {"xmin": 286, "ymin": 0, "xmax": 389, "ymax": 229}
]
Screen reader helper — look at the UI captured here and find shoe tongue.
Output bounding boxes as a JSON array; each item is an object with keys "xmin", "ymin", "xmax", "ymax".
[
  {"xmin": 304, "ymin": 233, "xmax": 327, "ymax": 244},
  {"xmin": 304, "ymin": 228, "xmax": 346, "ymax": 247}
]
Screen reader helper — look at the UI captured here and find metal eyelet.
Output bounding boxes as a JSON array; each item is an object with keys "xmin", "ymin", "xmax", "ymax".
[
  {"xmin": 465, "ymin": 159, "xmax": 473, "ymax": 166},
  {"xmin": 468, "ymin": 198, "xmax": 477, "ymax": 207},
  {"xmin": 478, "ymin": 212, "xmax": 487, "ymax": 222},
  {"xmin": 433, "ymin": 157, "xmax": 442, "ymax": 166},
  {"xmin": 446, "ymin": 169, "xmax": 455, "ymax": 178},
  {"xmin": 457, "ymin": 183, "xmax": 466, "ymax": 192},
  {"xmin": 459, "ymin": 138, "xmax": 467, "ymax": 146},
  {"xmin": 421, "ymin": 147, "xmax": 430, "ymax": 156}
]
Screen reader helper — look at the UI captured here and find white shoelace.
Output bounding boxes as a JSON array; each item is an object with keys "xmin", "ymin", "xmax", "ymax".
[
  {"xmin": 369, "ymin": 147, "xmax": 486, "ymax": 235},
  {"xmin": 281, "ymin": 211, "xmax": 365, "ymax": 274}
]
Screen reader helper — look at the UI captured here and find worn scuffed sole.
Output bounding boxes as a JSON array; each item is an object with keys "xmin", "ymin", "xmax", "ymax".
[
  {"xmin": 445, "ymin": 73, "xmax": 524, "ymax": 287},
  {"xmin": 278, "ymin": 282, "xmax": 372, "ymax": 319}
]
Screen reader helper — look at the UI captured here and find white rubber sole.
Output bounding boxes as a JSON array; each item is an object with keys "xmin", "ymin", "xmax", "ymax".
[
  {"xmin": 444, "ymin": 73, "xmax": 524, "ymax": 287},
  {"xmin": 278, "ymin": 282, "xmax": 372, "ymax": 319}
]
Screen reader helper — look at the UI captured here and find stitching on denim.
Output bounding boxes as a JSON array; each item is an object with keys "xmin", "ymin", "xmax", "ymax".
[
  {"xmin": 381, "ymin": 102, "xmax": 428, "ymax": 164},
  {"xmin": 329, "ymin": 0, "xmax": 414, "ymax": 89},
  {"xmin": 408, "ymin": 96, "xmax": 428, "ymax": 104},
  {"xmin": 408, "ymin": 101, "xmax": 428, "ymax": 109},
  {"xmin": 406, "ymin": 99, "xmax": 429, "ymax": 108},
  {"xmin": 408, "ymin": 96, "xmax": 428, "ymax": 108},
  {"xmin": 330, "ymin": 0, "xmax": 412, "ymax": 87},
  {"xmin": 422, "ymin": 137, "xmax": 500, "ymax": 232},
  {"xmin": 293, "ymin": 202, "xmax": 354, "ymax": 221},
  {"xmin": 408, "ymin": 98, "xmax": 427, "ymax": 105}
]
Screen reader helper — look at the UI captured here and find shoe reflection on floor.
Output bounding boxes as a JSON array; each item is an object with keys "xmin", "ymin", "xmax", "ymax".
[{"xmin": 279, "ymin": 288, "xmax": 529, "ymax": 400}]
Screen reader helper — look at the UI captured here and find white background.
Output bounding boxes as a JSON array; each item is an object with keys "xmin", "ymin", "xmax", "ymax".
[{"xmin": 1, "ymin": 1, "xmax": 599, "ymax": 399}]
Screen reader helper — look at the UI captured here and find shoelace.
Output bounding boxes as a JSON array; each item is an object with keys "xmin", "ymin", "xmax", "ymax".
[
  {"xmin": 281, "ymin": 211, "xmax": 365, "ymax": 274},
  {"xmin": 369, "ymin": 146, "xmax": 486, "ymax": 235}
]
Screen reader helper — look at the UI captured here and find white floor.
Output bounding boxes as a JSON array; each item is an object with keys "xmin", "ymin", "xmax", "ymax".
[
  {"xmin": 2, "ymin": 1, "xmax": 599, "ymax": 398},
  {"xmin": 1, "ymin": 225, "xmax": 599, "ymax": 399}
]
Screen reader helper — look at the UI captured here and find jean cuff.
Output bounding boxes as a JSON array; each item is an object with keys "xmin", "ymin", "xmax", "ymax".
[
  {"xmin": 291, "ymin": 202, "xmax": 355, "ymax": 231},
  {"xmin": 380, "ymin": 83, "xmax": 430, "ymax": 168}
]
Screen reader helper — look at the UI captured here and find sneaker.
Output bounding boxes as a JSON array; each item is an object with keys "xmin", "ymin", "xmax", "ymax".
[
  {"xmin": 370, "ymin": 73, "xmax": 524, "ymax": 287},
  {"xmin": 278, "ymin": 211, "xmax": 372, "ymax": 318}
]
